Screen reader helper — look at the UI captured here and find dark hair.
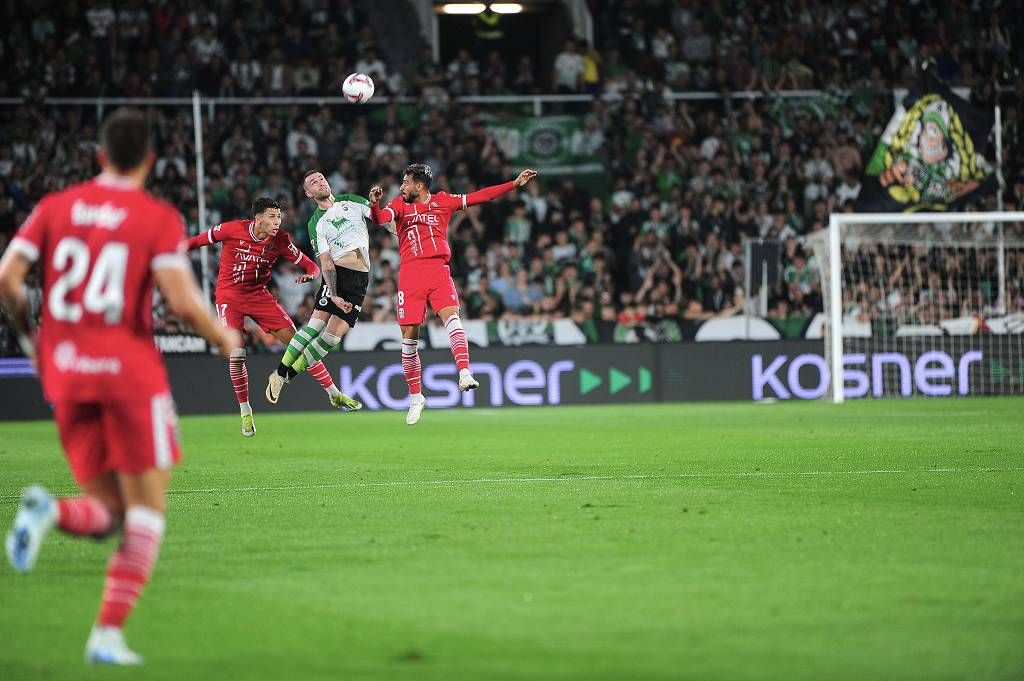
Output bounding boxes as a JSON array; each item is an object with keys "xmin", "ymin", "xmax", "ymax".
[
  {"xmin": 303, "ymin": 170, "xmax": 320, "ymax": 182},
  {"xmin": 404, "ymin": 163, "xmax": 433, "ymax": 187},
  {"xmin": 99, "ymin": 108, "xmax": 152, "ymax": 171},
  {"xmin": 252, "ymin": 197, "xmax": 281, "ymax": 216}
]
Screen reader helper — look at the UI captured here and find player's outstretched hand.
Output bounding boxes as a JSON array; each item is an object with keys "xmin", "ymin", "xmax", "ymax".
[
  {"xmin": 330, "ymin": 296, "xmax": 353, "ymax": 313},
  {"xmin": 514, "ymin": 169, "xmax": 538, "ymax": 187},
  {"xmin": 368, "ymin": 185, "xmax": 384, "ymax": 204},
  {"xmin": 294, "ymin": 273, "xmax": 316, "ymax": 284},
  {"xmin": 216, "ymin": 328, "xmax": 243, "ymax": 360}
]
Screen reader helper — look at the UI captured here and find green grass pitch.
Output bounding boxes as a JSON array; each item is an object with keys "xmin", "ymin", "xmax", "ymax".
[{"xmin": 1, "ymin": 399, "xmax": 1022, "ymax": 680}]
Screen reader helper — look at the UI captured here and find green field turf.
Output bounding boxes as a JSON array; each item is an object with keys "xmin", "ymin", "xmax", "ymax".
[{"xmin": 1, "ymin": 399, "xmax": 1022, "ymax": 681}]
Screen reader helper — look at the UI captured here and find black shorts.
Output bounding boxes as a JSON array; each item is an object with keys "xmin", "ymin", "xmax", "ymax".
[{"xmin": 314, "ymin": 267, "xmax": 369, "ymax": 328}]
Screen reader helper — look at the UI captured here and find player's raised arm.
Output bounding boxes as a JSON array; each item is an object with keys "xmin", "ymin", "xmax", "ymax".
[
  {"xmin": 293, "ymin": 250, "xmax": 320, "ymax": 282},
  {"xmin": 367, "ymin": 185, "xmax": 399, "ymax": 225},
  {"xmin": 283, "ymin": 234, "xmax": 321, "ymax": 283},
  {"xmin": 463, "ymin": 169, "xmax": 538, "ymax": 208},
  {"xmin": 182, "ymin": 224, "xmax": 225, "ymax": 251}
]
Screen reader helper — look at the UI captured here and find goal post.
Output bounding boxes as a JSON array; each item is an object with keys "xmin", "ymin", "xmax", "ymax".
[{"xmin": 811, "ymin": 212, "xmax": 1024, "ymax": 403}]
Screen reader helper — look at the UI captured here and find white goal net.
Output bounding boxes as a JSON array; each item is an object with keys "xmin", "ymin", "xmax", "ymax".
[{"xmin": 809, "ymin": 212, "xmax": 1024, "ymax": 402}]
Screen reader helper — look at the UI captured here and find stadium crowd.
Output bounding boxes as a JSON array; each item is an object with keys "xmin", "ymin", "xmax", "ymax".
[{"xmin": 1, "ymin": 0, "xmax": 1022, "ymax": 354}]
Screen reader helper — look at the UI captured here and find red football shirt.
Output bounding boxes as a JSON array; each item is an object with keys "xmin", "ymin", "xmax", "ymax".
[
  {"xmin": 193, "ymin": 219, "xmax": 304, "ymax": 294},
  {"xmin": 378, "ymin": 191, "xmax": 467, "ymax": 264},
  {"xmin": 8, "ymin": 173, "xmax": 188, "ymax": 403}
]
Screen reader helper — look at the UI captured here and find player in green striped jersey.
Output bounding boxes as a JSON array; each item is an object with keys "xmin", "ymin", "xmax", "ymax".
[{"xmin": 265, "ymin": 171, "xmax": 383, "ymax": 408}]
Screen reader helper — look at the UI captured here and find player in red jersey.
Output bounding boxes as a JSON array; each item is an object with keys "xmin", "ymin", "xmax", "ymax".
[
  {"xmin": 184, "ymin": 199, "xmax": 359, "ymax": 435},
  {"xmin": 368, "ymin": 163, "xmax": 537, "ymax": 424},
  {"xmin": 0, "ymin": 108, "xmax": 240, "ymax": 665}
]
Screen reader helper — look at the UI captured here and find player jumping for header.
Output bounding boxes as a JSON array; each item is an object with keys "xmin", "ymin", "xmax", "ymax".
[
  {"xmin": 265, "ymin": 171, "xmax": 381, "ymax": 406},
  {"xmin": 368, "ymin": 163, "xmax": 537, "ymax": 425},
  {"xmin": 184, "ymin": 198, "xmax": 359, "ymax": 436}
]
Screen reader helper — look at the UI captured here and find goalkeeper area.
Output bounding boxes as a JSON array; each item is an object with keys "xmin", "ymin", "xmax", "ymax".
[
  {"xmin": 2, "ymin": 401, "xmax": 1022, "ymax": 681},
  {"xmin": 809, "ymin": 212, "xmax": 1024, "ymax": 402}
]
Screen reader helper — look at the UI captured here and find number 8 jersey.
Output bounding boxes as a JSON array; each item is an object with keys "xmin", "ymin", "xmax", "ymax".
[{"xmin": 8, "ymin": 173, "xmax": 188, "ymax": 403}]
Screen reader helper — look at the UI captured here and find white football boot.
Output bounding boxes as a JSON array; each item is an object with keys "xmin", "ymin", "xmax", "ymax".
[
  {"xmin": 265, "ymin": 372, "xmax": 288, "ymax": 405},
  {"xmin": 5, "ymin": 485, "xmax": 57, "ymax": 573},
  {"xmin": 458, "ymin": 368, "xmax": 479, "ymax": 392},
  {"xmin": 85, "ymin": 625, "xmax": 143, "ymax": 665},
  {"xmin": 406, "ymin": 393, "xmax": 426, "ymax": 425}
]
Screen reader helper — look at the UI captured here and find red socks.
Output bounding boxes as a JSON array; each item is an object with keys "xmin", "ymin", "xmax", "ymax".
[
  {"xmin": 57, "ymin": 497, "xmax": 113, "ymax": 536},
  {"xmin": 445, "ymin": 316, "xmax": 470, "ymax": 371},
  {"xmin": 401, "ymin": 339, "xmax": 422, "ymax": 394},
  {"xmin": 307, "ymin": 361, "xmax": 335, "ymax": 391},
  {"xmin": 229, "ymin": 355, "xmax": 248, "ymax": 405},
  {"xmin": 97, "ymin": 506, "xmax": 165, "ymax": 629}
]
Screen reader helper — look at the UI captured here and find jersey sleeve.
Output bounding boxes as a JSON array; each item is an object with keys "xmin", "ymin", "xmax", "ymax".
[
  {"xmin": 384, "ymin": 196, "xmax": 405, "ymax": 224},
  {"xmin": 313, "ymin": 217, "xmax": 331, "ymax": 256},
  {"xmin": 446, "ymin": 192, "xmax": 469, "ymax": 213},
  {"xmin": 9, "ymin": 200, "xmax": 50, "ymax": 263},
  {"xmin": 184, "ymin": 220, "xmax": 231, "ymax": 251},
  {"xmin": 337, "ymin": 193, "xmax": 372, "ymax": 219},
  {"xmin": 276, "ymin": 230, "xmax": 303, "ymax": 263},
  {"xmin": 151, "ymin": 206, "xmax": 189, "ymax": 271}
]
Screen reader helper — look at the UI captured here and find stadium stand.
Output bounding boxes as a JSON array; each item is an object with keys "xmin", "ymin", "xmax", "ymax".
[{"xmin": 1, "ymin": 0, "xmax": 1021, "ymax": 354}]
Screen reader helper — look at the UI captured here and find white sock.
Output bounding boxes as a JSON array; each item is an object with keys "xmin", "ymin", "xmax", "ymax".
[{"xmin": 239, "ymin": 402, "xmax": 252, "ymax": 415}]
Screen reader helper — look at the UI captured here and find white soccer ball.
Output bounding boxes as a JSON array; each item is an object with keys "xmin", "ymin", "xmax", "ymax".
[{"xmin": 342, "ymin": 73, "xmax": 375, "ymax": 104}]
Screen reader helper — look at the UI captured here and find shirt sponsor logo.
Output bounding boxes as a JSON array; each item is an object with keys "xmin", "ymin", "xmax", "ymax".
[
  {"xmin": 53, "ymin": 340, "xmax": 123, "ymax": 375},
  {"xmin": 71, "ymin": 200, "xmax": 126, "ymax": 230},
  {"xmin": 408, "ymin": 213, "xmax": 440, "ymax": 226}
]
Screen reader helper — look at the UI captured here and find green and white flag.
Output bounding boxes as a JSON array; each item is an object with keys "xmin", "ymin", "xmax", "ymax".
[
  {"xmin": 487, "ymin": 116, "xmax": 602, "ymax": 175},
  {"xmin": 858, "ymin": 73, "xmax": 997, "ymax": 213}
]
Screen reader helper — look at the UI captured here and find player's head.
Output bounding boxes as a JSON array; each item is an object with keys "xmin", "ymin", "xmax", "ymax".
[
  {"xmin": 302, "ymin": 170, "xmax": 332, "ymax": 201},
  {"xmin": 400, "ymin": 163, "xmax": 432, "ymax": 203},
  {"xmin": 97, "ymin": 107, "xmax": 155, "ymax": 177},
  {"xmin": 252, "ymin": 197, "xmax": 282, "ymax": 236}
]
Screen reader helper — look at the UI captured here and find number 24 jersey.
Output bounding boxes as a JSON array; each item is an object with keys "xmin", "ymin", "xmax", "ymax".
[{"xmin": 10, "ymin": 174, "xmax": 187, "ymax": 402}]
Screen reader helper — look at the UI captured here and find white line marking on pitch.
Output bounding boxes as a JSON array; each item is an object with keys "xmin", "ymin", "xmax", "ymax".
[
  {"xmin": 163, "ymin": 466, "xmax": 1024, "ymax": 495},
  {"xmin": 1, "ymin": 467, "xmax": 1021, "ymax": 501}
]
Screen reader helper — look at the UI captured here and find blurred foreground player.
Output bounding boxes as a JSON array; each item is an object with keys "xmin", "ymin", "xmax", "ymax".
[
  {"xmin": 368, "ymin": 164, "xmax": 537, "ymax": 424},
  {"xmin": 0, "ymin": 108, "xmax": 240, "ymax": 664}
]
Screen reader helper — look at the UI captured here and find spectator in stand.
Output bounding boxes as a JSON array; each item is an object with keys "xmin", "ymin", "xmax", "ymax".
[{"xmin": 553, "ymin": 39, "xmax": 584, "ymax": 93}]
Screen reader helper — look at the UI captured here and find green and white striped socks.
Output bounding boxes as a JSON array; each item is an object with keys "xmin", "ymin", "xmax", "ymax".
[
  {"xmin": 277, "ymin": 319, "xmax": 326, "ymax": 378},
  {"xmin": 292, "ymin": 331, "xmax": 341, "ymax": 373}
]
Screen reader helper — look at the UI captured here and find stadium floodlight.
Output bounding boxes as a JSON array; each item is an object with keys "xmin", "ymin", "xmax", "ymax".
[
  {"xmin": 440, "ymin": 3, "xmax": 487, "ymax": 13},
  {"xmin": 809, "ymin": 211, "xmax": 1024, "ymax": 403},
  {"xmin": 489, "ymin": 3, "xmax": 524, "ymax": 12}
]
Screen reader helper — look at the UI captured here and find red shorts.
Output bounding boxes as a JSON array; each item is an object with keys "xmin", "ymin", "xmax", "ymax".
[
  {"xmin": 397, "ymin": 261, "xmax": 460, "ymax": 325},
  {"xmin": 216, "ymin": 289, "xmax": 293, "ymax": 332},
  {"xmin": 55, "ymin": 393, "xmax": 181, "ymax": 485}
]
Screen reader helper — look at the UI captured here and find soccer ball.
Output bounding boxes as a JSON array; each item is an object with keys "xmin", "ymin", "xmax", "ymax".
[{"xmin": 342, "ymin": 73, "xmax": 375, "ymax": 104}]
